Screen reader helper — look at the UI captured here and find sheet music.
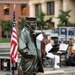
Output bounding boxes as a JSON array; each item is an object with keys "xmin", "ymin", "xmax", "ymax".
[
  {"xmin": 59, "ymin": 43, "xmax": 68, "ymax": 51},
  {"xmin": 45, "ymin": 43, "xmax": 53, "ymax": 53}
]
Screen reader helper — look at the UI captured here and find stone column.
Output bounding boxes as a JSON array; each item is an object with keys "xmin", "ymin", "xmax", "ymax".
[
  {"xmin": 29, "ymin": 2, "xmax": 35, "ymax": 17},
  {"xmin": 41, "ymin": 1, "xmax": 46, "ymax": 14},
  {"xmin": 63, "ymin": 0, "xmax": 68, "ymax": 11},
  {"xmin": 54, "ymin": 0, "xmax": 62, "ymax": 28}
]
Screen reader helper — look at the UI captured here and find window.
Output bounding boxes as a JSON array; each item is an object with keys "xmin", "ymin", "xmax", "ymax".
[
  {"xmin": 21, "ymin": 4, "xmax": 27, "ymax": 15},
  {"xmin": 4, "ymin": 4, "xmax": 10, "ymax": 15},
  {"xmin": 47, "ymin": 1, "xmax": 54, "ymax": 15},
  {"xmin": 35, "ymin": 4, "xmax": 41, "ymax": 17}
]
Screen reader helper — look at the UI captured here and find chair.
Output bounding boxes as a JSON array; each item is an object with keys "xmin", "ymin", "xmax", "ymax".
[
  {"xmin": 49, "ymin": 43, "xmax": 69, "ymax": 67},
  {"xmin": 41, "ymin": 40, "xmax": 54, "ymax": 67},
  {"xmin": 43, "ymin": 52, "xmax": 54, "ymax": 68},
  {"xmin": 54, "ymin": 52, "xmax": 68, "ymax": 67}
]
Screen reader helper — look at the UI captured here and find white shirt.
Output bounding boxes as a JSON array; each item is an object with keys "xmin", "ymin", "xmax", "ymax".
[
  {"xmin": 45, "ymin": 43, "xmax": 53, "ymax": 53},
  {"xmin": 36, "ymin": 34, "xmax": 44, "ymax": 41}
]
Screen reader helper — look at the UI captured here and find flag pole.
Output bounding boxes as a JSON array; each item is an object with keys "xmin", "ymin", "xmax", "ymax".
[
  {"xmin": 11, "ymin": 4, "xmax": 16, "ymax": 75},
  {"xmin": 12, "ymin": 61, "xmax": 14, "ymax": 75}
]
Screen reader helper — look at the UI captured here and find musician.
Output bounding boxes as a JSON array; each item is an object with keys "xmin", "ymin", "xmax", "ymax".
[
  {"xmin": 18, "ymin": 17, "xmax": 44, "ymax": 75},
  {"xmin": 45, "ymin": 35, "xmax": 60, "ymax": 69},
  {"xmin": 36, "ymin": 32, "xmax": 47, "ymax": 60},
  {"xmin": 72, "ymin": 38, "xmax": 75, "ymax": 53},
  {"xmin": 69, "ymin": 38, "xmax": 75, "ymax": 54}
]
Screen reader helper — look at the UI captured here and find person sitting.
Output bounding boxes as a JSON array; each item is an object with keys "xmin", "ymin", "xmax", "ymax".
[{"xmin": 45, "ymin": 35, "xmax": 60, "ymax": 69}]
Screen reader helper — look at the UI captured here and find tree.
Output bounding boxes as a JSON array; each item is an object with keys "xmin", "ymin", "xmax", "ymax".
[
  {"xmin": 36, "ymin": 12, "xmax": 53, "ymax": 30},
  {"xmin": 1, "ymin": 20, "xmax": 12, "ymax": 39},
  {"xmin": 18, "ymin": 17, "xmax": 25, "ymax": 32},
  {"xmin": 57, "ymin": 10, "xmax": 75, "ymax": 27}
]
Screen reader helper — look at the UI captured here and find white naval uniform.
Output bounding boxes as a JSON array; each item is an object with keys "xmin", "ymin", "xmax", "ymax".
[{"xmin": 45, "ymin": 43, "xmax": 60, "ymax": 68}]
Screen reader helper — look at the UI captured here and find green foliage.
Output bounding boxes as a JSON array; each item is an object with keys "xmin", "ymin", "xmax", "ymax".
[
  {"xmin": 0, "ymin": 20, "xmax": 12, "ymax": 39},
  {"xmin": 36, "ymin": 12, "xmax": 46, "ymax": 29},
  {"xmin": 1, "ymin": 20, "xmax": 12, "ymax": 31},
  {"xmin": 18, "ymin": 17, "xmax": 25, "ymax": 31},
  {"xmin": 0, "ymin": 39, "xmax": 10, "ymax": 43},
  {"xmin": 57, "ymin": 10, "xmax": 75, "ymax": 27},
  {"xmin": 36, "ymin": 12, "xmax": 52, "ymax": 30}
]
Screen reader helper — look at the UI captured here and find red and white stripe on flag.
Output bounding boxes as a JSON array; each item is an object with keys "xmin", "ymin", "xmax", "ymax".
[{"xmin": 10, "ymin": 10, "xmax": 18, "ymax": 63}]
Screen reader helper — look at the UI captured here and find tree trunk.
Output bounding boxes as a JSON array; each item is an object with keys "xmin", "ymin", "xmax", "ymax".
[{"xmin": 6, "ymin": 30, "xmax": 9, "ymax": 40}]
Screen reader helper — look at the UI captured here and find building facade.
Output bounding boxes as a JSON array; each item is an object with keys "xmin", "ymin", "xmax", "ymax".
[
  {"xmin": 0, "ymin": 0, "xmax": 75, "ymax": 38},
  {"xmin": 29, "ymin": 0, "xmax": 75, "ymax": 28},
  {"xmin": 0, "ymin": 0, "xmax": 29, "ymax": 38}
]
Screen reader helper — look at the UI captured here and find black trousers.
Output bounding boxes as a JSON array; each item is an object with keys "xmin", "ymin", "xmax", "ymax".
[{"xmin": 33, "ymin": 74, "xmax": 36, "ymax": 75}]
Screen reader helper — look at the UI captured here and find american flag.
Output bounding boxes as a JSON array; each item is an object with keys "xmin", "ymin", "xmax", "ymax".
[{"xmin": 10, "ymin": 10, "xmax": 18, "ymax": 63}]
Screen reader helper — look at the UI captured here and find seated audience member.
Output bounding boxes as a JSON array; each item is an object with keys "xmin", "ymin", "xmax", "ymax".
[{"xmin": 45, "ymin": 35, "xmax": 60, "ymax": 69}]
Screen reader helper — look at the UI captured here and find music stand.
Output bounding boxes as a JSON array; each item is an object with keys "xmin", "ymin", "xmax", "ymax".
[
  {"xmin": 59, "ymin": 43, "xmax": 68, "ymax": 52},
  {"xmin": 58, "ymin": 43, "xmax": 69, "ymax": 67},
  {"xmin": 49, "ymin": 44, "xmax": 59, "ymax": 53}
]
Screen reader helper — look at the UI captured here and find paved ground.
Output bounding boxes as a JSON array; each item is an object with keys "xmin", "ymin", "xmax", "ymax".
[
  {"xmin": 0, "ymin": 43, "xmax": 75, "ymax": 75},
  {"xmin": 0, "ymin": 66, "xmax": 75, "ymax": 75}
]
